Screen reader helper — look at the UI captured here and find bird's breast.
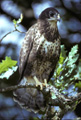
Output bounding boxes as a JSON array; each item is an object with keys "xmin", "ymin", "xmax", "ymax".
[{"xmin": 35, "ymin": 34, "xmax": 60, "ymax": 59}]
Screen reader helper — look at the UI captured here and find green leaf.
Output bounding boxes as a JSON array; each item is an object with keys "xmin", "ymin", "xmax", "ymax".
[
  {"xmin": 17, "ymin": 13, "xmax": 23, "ymax": 24},
  {"xmin": 75, "ymin": 81, "xmax": 81, "ymax": 88},
  {"xmin": 67, "ymin": 46, "xmax": 79, "ymax": 67},
  {"xmin": 0, "ymin": 56, "xmax": 17, "ymax": 74},
  {"xmin": 51, "ymin": 92, "xmax": 57, "ymax": 99},
  {"xmin": 13, "ymin": 14, "xmax": 23, "ymax": 27},
  {"xmin": 74, "ymin": 59, "xmax": 81, "ymax": 80},
  {"xmin": 13, "ymin": 19, "xmax": 17, "ymax": 25},
  {"xmin": 0, "ymin": 66, "xmax": 18, "ymax": 79},
  {"xmin": 69, "ymin": 45, "xmax": 78, "ymax": 58},
  {"xmin": 59, "ymin": 45, "xmax": 66, "ymax": 64}
]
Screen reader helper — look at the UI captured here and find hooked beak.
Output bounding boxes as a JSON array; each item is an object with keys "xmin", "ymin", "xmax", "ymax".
[{"xmin": 56, "ymin": 14, "xmax": 61, "ymax": 22}]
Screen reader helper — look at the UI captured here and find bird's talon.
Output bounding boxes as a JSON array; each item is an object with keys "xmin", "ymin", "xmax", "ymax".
[
  {"xmin": 34, "ymin": 76, "xmax": 43, "ymax": 90},
  {"xmin": 34, "ymin": 76, "xmax": 48, "ymax": 90},
  {"xmin": 43, "ymin": 79, "xmax": 48, "ymax": 87}
]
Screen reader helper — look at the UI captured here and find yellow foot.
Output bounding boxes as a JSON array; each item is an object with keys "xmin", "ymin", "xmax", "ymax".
[{"xmin": 33, "ymin": 76, "xmax": 48, "ymax": 90}]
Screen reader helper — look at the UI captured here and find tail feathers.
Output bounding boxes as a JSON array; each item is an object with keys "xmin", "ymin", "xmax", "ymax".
[{"xmin": 13, "ymin": 88, "xmax": 46, "ymax": 113}]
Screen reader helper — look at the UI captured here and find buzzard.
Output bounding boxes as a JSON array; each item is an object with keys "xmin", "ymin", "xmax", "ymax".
[{"xmin": 14, "ymin": 7, "xmax": 61, "ymax": 113}]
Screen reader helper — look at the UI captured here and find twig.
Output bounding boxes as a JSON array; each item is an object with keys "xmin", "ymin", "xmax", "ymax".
[{"xmin": 0, "ymin": 28, "xmax": 25, "ymax": 42}]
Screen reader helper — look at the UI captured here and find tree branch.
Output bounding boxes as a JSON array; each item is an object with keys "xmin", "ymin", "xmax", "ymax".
[
  {"xmin": 0, "ymin": 84, "xmax": 36, "ymax": 92},
  {"xmin": 0, "ymin": 28, "xmax": 25, "ymax": 42},
  {"xmin": 0, "ymin": 83, "xmax": 81, "ymax": 106},
  {"xmin": 0, "ymin": 83, "xmax": 81, "ymax": 119}
]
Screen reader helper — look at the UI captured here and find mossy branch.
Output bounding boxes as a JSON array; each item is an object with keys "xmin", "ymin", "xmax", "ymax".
[{"xmin": 0, "ymin": 83, "xmax": 81, "ymax": 119}]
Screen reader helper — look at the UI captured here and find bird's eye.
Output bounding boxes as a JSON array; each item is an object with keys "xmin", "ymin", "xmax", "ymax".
[{"xmin": 49, "ymin": 11, "xmax": 54, "ymax": 17}]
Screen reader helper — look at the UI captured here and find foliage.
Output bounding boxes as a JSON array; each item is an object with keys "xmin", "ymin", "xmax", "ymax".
[
  {"xmin": 52, "ymin": 44, "xmax": 80, "ymax": 92},
  {"xmin": 13, "ymin": 14, "xmax": 23, "ymax": 28},
  {"xmin": 0, "ymin": 56, "xmax": 18, "ymax": 79}
]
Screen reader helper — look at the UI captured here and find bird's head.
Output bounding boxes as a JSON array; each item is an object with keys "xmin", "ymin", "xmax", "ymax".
[{"xmin": 39, "ymin": 7, "xmax": 60, "ymax": 22}]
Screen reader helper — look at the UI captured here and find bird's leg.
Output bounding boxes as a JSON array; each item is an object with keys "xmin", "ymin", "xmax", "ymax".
[
  {"xmin": 33, "ymin": 76, "xmax": 48, "ymax": 90},
  {"xmin": 33, "ymin": 76, "xmax": 43, "ymax": 90},
  {"xmin": 43, "ymin": 79, "xmax": 48, "ymax": 88}
]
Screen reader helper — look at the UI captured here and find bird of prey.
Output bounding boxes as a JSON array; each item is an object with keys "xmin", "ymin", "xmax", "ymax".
[{"xmin": 13, "ymin": 7, "xmax": 61, "ymax": 113}]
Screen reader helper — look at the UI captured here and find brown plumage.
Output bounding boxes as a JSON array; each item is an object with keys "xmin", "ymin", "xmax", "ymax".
[{"xmin": 13, "ymin": 7, "xmax": 61, "ymax": 113}]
